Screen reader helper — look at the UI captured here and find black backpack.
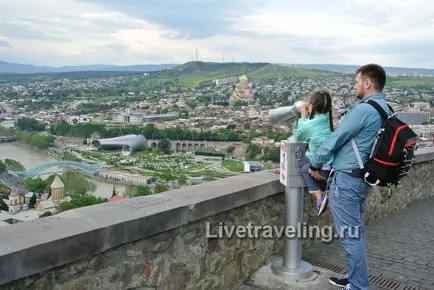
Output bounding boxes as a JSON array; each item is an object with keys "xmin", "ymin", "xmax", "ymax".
[{"xmin": 352, "ymin": 100, "xmax": 418, "ymax": 187}]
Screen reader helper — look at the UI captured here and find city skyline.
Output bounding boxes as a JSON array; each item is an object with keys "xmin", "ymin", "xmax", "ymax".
[{"xmin": 0, "ymin": 0, "xmax": 433, "ymax": 68}]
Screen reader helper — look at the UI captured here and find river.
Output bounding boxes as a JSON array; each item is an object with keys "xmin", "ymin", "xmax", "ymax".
[{"xmin": 0, "ymin": 142, "xmax": 126, "ymax": 198}]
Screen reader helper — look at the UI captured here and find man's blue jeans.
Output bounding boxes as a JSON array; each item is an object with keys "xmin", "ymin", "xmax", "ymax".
[{"xmin": 329, "ymin": 171, "xmax": 372, "ymax": 290}]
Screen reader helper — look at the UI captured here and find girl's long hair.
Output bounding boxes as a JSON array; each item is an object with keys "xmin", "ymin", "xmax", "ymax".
[{"xmin": 309, "ymin": 91, "xmax": 334, "ymax": 132}]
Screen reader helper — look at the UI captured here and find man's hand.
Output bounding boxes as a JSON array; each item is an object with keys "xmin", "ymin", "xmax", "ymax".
[{"xmin": 308, "ymin": 168, "xmax": 326, "ymax": 180}]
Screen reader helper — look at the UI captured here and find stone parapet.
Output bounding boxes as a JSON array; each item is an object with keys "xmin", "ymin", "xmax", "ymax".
[{"xmin": 0, "ymin": 147, "xmax": 433, "ymax": 289}]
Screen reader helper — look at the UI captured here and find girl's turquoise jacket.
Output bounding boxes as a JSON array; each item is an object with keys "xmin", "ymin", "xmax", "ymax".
[{"xmin": 295, "ymin": 113, "xmax": 333, "ymax": 165}]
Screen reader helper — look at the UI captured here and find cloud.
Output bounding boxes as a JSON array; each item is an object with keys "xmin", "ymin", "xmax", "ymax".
[
  {"xmin": 0, "ymin": 19, "xmax": 69, "ymax": 41},
  {"xmin": 230, "ymin": 0, "xmax": 434, "ymax": 67},
  {"xmin": 79, "ymin": 0, "xmax": 263, "ymax": 39},
  {"xmin": 0, "ymin": 0, "xmax": 433, "ymax": 67},
  {"xmin": 0, "ymin": 40, "xmax": 12, "ymax": 48}
]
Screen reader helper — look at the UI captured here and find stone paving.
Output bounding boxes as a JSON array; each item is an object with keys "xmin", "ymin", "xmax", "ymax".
[
  {"xmin": 240, "ymin": 196, "xmax": 434, "ymax": 290},
  {"xmin": 302, "ymin": 196, "xmax": 434, "ymax": 290}
]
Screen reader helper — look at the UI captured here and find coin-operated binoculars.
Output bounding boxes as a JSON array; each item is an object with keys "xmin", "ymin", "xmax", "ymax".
[
  {"xmin": 268, "ymin": 101, "xmax": 313, "ymax": 280},
  {"xmin": 268, "ymin": 101, "xmax": 306, "ymax": 125}
]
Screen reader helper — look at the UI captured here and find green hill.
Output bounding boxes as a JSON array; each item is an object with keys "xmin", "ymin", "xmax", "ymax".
[
  {"xmin": 389, "ymin": 77, "xmax": 434, "ymax": 89},
  {"xmin": 149, "ymin": 61, "xmax": 338, "ymax": 88},
  {"xmin": 172, "ymin": 61, "xmax": 269, "ymax": 75},
  {"xmin": 247, "ymin": 64, "xmax": 339, "ymax": 79}
]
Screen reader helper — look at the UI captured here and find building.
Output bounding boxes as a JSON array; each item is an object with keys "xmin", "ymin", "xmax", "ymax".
[
  {"xmin": 50, "ymin": 175, "xmax": 65, "ymax": 204},
  {"xmin": 215, "ymin": 76, "xmax": 238, "ymax": 86},
  {"xmin": 229, "ymin": 75, "xmax": 253, "ymax": 105},
  {"xmin": 115, "ymin": 112, "xmax": 144, "ymax": 126},
  {"xmin": 142, "ymin": 114, "xmax": 178, "ymax": 123},
  {"xmin": 243, "ymin": 161, "xmax": 264, "ymax": 173},
  {"xmin": 410, "ymin": 124, "xmax": 434, "ymax": 139},
  {"xmin": 8, "ymin": 188, "xmax": 25, "ymax": 215},
  {"xmin": 69, "ymin": 115, "xmax": 92, "ymax": 125},
  {"xmin": 35, "ymin": 198, "xmax": 57, "ymax": 215},
  {"xmin": 24, "ymin": 192, "xmax": 35, "ymax": 204},
  {"xmin": 411, "ymin": 102, "xmax": 431, "ymax": 111},
  {"xmin": 396, "ymin": 112, "xmax": 430, "ymax": 125},
  {"xmin": 251, "ymin": 137, "xmax": 275, "ymax": 146},
  {"xmin": 109, "ymin": 196, "xmax": 128, "ymax": 203},
  {"xmin": 91, "ymin": 135, "xmax": 146, "ymax": 156}
]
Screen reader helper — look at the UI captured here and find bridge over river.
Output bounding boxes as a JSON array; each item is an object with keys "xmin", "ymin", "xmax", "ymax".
[{"xmin": 11, "ymin": 161, "xmax": 104, "ymax": 179}]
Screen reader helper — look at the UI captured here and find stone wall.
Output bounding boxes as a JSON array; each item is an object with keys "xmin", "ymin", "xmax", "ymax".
[
  {"xmin": 146, "ymin": 139, "xmax": 238, "ymax": 153},
  {"xmin": 0, "ymin": 148, "xmax": 433, "ymax": 290},
  {"xmin": 2, "ymin": 195, "xmax": 285, "ymax": 290}
]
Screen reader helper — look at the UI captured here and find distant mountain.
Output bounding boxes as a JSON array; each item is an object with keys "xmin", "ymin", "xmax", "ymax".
[
  {"xmin": 0, "ymin": 60, "xmax": 179, "ymax": 74},
  {"xmin": 280, "ymin": 63, "xmax": 434, "ymax": 76},
  {"xmin": 3, "ymin": 60, "xmax": 433, "ymax": 76}
]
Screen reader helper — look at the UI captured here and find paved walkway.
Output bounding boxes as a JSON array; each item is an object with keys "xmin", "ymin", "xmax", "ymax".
[
  {"xmin": 240, "ymin": 196, "xmax": 434, "ymax": 290},
  {"xmin": 304, "ymin": 196, "xmax": 434, "ymax": 290}
]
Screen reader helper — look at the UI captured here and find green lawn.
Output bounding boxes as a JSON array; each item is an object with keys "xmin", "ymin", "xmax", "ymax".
[{"xmin": 222, "ymin": 159, "xmax": 244, "ymax": 172}]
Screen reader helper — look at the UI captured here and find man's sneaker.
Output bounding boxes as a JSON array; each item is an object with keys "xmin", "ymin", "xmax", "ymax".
[
  {"xmin": 317, "ymin": 195, "xmax": 328, "ymax": 216},
  {"xmin": 329, "ymin": 273, "xmax": 349, "ymax": 287},
  {"xmin": 340, "ymin": 285, "xmax": 351, "ymax": 290}
]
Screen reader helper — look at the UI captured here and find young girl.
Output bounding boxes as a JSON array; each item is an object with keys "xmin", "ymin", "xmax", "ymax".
[{"xmin": 295, "ymin": 90, "xmax": 334, "ymax": 216}]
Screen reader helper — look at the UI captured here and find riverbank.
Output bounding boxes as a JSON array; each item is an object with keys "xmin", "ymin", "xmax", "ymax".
[{"xmin": 0, "ymin": 142, "xmax": 127, "ymax": 198}]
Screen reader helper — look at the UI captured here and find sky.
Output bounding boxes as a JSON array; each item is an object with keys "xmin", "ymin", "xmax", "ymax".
[{"xmin": 0, "ymin": 0, "xmax": 433, "ymax": 68}]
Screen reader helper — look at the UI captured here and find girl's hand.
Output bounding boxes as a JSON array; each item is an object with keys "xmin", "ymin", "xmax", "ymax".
[
  {"xmin": 307, "ymin": 102, "xmax": 313, "ymax": 115},
  {"xmin": 300, "ymin": 103, "xmax": 309, "ymax": 118}
]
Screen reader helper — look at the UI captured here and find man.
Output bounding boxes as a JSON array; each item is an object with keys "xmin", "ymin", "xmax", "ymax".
[{"xmin": 308, "ymin": 64, "xmax": 391, "ymax": 290}]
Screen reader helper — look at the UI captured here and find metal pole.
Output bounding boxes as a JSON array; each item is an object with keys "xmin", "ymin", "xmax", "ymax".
[
  {"xmin": 283, "ymin": 187, "xmax": 303, "ymax": 269},
  {"xmin": 271, "ymin": 136, "xmax": 313, "ymax": 280}
]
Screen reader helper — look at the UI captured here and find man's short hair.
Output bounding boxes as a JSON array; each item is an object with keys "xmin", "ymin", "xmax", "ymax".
[{"xmin": 356, "ymin": 64, "xmax": 386, "ymax": 91}]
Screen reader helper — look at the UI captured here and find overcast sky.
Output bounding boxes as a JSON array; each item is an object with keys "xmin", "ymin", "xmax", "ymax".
[{"xmin": 0, "ymin": 0, "xmax": 433, "ymax": 68}]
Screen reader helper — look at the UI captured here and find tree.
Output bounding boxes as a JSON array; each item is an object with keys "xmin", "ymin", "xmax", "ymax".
[
  {"xmin": 16, "ymin": 117, "xmax": 45, "ymax": 132},
  {"xmin": 39, "ymin": 211, "xmax": 52, "ymax": 218},
  {"xmin": 185, "ymin": 100, "xmax": 197, "ymax": 110},
  {"xmin": 179, "ymin": 111, "xmax": 189, "ymax": 119},
  {"xmin": 25, "ymin": 178, "xmax": 48, "ymax": 193},
  {"xmin": 28, "ymin": 193, "xmax": 37, "ymax": 209},
  {"xmin": 0, "ymin": 161, "xmax": 6, "ymax": 173},
  {"xmin": 135, "ymin": 185, "xmax": 152, "ymax": 197},
  {"xmin": 58, "ymin": 194, "xmax": 107, "ymax": 212},
  {"xmin": 263, "ymin": 147, "xmax": 280, "ymax": 163},
  {"xmin": 157, "ymin": 139, "xmax": 171, "ymax": 154},
  {"xmin": 0, "ymin": 197, "xmax": 8, "ymax": 212},
  {"xmin": 154, "ymin": 183, "xmax": 168, "ymax": 193},
  {"xmin": 246, "ymin": 144, "xmax": 261, "ymax": 160},
  {"xmin": 60, "ymin": 171, "xmax": 96, "ymax": 196},
  {"xmin": 177, "ymin": 175, "xmax": 187, "ymax": 185},
  {"xmin": 111, "ymin": 185, "xmax": 118, "ymax": 197},
  {"xmin": 4, "ymin": 159, "xmax": 25, "ymax": 171}
]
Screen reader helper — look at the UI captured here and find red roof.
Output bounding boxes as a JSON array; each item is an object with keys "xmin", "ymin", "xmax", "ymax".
[{"xmin": 109, "ymin": 196, "xmax": 128, "ymax": 202}]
